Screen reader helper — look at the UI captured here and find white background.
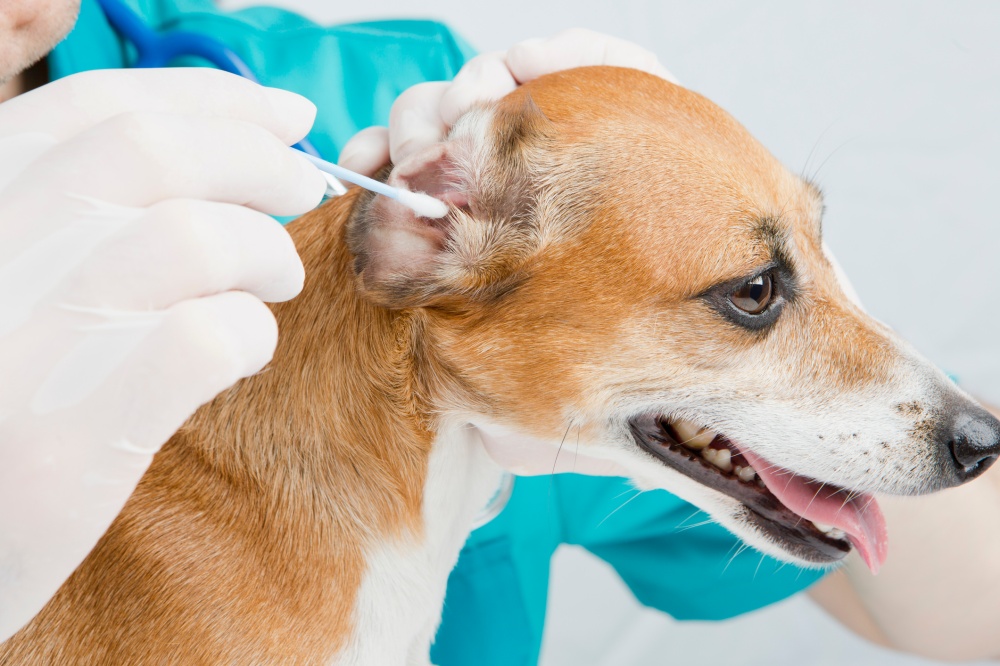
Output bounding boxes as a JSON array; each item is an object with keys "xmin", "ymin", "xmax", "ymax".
[{"xmin": 223, "ymin": 2, "xmax": 1000, "ymax": 664}]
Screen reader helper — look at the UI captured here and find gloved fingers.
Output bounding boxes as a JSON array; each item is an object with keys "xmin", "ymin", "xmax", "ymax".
[
  {"xmin": 31, "ymin": 290, "xmax": 280, "ymax": 452},
  {"xmin": 114, "ymin": 290, "xmax": 278, "ymax": 449},
  {"xmin": 388, "ymin": 81, "xmax": 450, "ymax": 167},
  {"xmin": 439, "ymin": 51, "xmax": 518, "ymax": 127},
  {"xmin": 10, "ymin": 110, "xmax": 327, "ymax": 216},
  {"xmin": 0, "ymin": 132, "xmax": 59, "ymax": 195},
  {"xmin": 337, "ymin": 126, "xmax": 390, "ymax": 177},
  {"xmin": 64, "ymin": 199, "xmax": 304, "ymax": 309},
  {"xmin": 506, "ymin": 28, "xmax": 678, "ymax": 85},
  {"xmin": 0, "ymin": 68, "xmax": 317, "ymax": 146},
  {"xmin": 354, "ymin": 31, "xmax": 675, "ymax": 173},
  {"xmin": 0, "ymin": 289, "xmax": 278, "ymax": 640}
]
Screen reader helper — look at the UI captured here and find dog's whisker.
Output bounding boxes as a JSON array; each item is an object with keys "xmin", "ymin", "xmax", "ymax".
[
  {"xmin": 612, "ymin": 486, "xmax": 639, "ymax": 500},
  {"xmin": 573, "ymin": 424, "xmax": 581, "ymax": 474},
  {"xmin": 675, "ymin": 508, "xmax": 705, "ymax": 529},
  {"xmin": 800, "ymin": 119, "xmax": 840, "ymax": 183},
  {"xmin": 545, "ymin": 420, "xmax": 575, "ymax": 512},
  {"xmin": 753, "ymin": 553, "xmax": 767, "ymax": 580},
  {"xmin": 722, "ymin": 538, "xmax": 742, "ymax": 561},
  {"xmin": 722, "ymin": 542, "xmax": 751, "ymax": 575},
  {"xmin": 597, "ymin": 489, "xmax": 646, "ymax": 528},
  {"xmin": 674, "ymin": 518, "xmax": 716, "ymax": 534},
  {"xmin": 806, "ymin": 136, "xmax": 859, "ymax": 184},
  {"xmin": 549, "ymin": 421, "xmax": 574, "ymax": 474}
]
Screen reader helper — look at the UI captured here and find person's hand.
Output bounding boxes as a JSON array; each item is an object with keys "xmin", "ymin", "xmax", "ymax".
[
  {"xmin": 338, "ymin": 28, "xmax": 678, "ymax": 176},
  {"xmin": 475, "ymin": 421, "xmax": 631, "ymax": 478},
  {"xmin": 0, "ymin": 68, "xmax": 325, "ymax": 641}
]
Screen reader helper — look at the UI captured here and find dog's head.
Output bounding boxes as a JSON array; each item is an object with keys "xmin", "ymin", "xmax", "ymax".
[{"xmin": 347, "ymin": 66, "xmax": 1000, "ymax": 572}]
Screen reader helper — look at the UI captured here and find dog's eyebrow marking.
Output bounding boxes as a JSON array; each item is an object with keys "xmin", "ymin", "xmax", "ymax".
[
  {"xmin": 750, "ymin": 216, "xmax": 795, "ymax": 270},
  {"xmin": 695, "ymin": 216, "xmax": 796, "ymax": 300}
]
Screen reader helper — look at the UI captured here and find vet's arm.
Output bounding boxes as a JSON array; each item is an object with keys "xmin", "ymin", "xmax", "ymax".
[
  {"xmin": 0, "ymin": 68, "xmax": 324, "ymax": 642},
  {"xmin": 811, "ymin": 407, "xmax": 1000, "ymax": 661}
]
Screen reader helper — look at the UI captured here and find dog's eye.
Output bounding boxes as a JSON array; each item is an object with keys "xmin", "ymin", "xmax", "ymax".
[{"xmin": 729, "ymin": 274, "xmax": 773, "ymax": 315}]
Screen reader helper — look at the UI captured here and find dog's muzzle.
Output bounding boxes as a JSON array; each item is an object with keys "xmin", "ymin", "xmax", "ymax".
[{"xmin": 628, "ymin": 414, "xmax": 884, "ymax": 571}]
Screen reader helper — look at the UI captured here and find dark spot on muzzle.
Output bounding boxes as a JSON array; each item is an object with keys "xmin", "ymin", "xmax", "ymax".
[{"xmin": 895, "ymin": 401, "xmax": 923, "ymax": 416}]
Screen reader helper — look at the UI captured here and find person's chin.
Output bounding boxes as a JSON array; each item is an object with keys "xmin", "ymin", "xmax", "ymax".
[{"xmin": 0, "ymin": 0, "xmax": 81, "ymax": 85}]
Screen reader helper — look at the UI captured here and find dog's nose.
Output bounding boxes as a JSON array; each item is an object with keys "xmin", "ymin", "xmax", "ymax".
[{"xmin": 946, "ymin": 407, "xmax": 1000, "ymax": 482}]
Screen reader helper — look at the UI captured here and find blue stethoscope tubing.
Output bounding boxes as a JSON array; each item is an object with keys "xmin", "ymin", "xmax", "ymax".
[{"xmin": 96, "ymin": 0, "xmax": 321, "ymax": 157}]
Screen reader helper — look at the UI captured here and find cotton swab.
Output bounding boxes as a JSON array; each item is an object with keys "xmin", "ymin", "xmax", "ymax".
[{"xmin": 296, "ymin": 150, "xmax": 449, "ymax": 219}]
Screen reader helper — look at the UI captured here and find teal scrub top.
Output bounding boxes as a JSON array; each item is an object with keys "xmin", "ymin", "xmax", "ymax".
[{"xmin": 48, "ymin": 3, "xmax": 826, "ymax": 664}]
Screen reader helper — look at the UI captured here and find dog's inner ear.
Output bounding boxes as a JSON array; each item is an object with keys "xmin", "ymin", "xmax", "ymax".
[
  {"xmin": 393, "ymin": 144, "xmax": 471, "ymax": 211},
  {"xmin": 347, "ymin": 96, "xmax": 552, "ymax": 309}
]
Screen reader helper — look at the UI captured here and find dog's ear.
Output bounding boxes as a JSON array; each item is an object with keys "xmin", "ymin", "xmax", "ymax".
[{"xmin": 347, "ymin": 95, "xmax": 553, "ymax": 308}]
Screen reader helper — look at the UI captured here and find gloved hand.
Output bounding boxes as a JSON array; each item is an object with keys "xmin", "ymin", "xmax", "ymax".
[
  {"xmin": 338, "ymin": 28, "xmax": 678, "ymax": 176},
  {"xmin": 339, "ymin": 29, "xmax": 673, "ymax": 478},
  {"xmin": 0, "ymin": 68, "xmax": 326, "ymax": 641}
]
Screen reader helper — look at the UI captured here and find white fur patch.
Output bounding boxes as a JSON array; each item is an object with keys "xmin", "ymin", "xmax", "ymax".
[{"xmin": 331, "ymin": 422, "xmax": 502, "ymax": 665}]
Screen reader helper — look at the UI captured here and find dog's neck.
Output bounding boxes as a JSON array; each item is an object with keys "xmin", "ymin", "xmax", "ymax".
[
  {"xmin": 163, "ymin": 189, "xmax": 503, "ymax": 659},
  {"xmin": 180, "ymin": 189, "xmax": 441, "ymax": 536},
  {"xmin": 0, "ymin": 189, "xmax": 502, "ymax": 663}
]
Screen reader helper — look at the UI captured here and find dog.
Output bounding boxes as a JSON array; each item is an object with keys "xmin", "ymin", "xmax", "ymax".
[{"xmin": 2, "ymin": 65, "xmax": 998, "ymax": 665}]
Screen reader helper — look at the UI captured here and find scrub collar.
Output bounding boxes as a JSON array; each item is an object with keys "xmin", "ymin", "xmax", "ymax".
[{"xmin": 49, "ymin": 0, "xmax": 129, "ymax": 81}]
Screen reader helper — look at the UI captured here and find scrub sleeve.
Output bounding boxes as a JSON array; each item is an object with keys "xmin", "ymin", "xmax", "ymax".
[{"xmin": 432, "ymin": 475, "xmax": 824, "ymax": 666}]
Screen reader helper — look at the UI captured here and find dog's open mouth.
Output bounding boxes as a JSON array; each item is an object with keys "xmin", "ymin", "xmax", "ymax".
[{"xmin": 628, "ymin": 414, "xmax": 888, "ymax": 573}]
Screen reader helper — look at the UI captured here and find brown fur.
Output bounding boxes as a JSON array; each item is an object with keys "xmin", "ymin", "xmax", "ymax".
[
  {"xmin": 0, "ymin": 66, "xmax": 943, "ymax": 663},
  {"xmin": 0, "ymin": 190, "xmax": 433, "ymax": 664}
]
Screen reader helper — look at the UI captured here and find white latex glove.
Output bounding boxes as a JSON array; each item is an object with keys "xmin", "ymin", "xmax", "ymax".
[
  {"xmin": 339, "ymin": 30, "xmax": 673, "ymax": 476},
  {"xmin": 338, "ymin": 28, "xmax": 678, "ymax": 176},
  {"xmin": 475, "ymin": 422, "xmax": 631, "ymax": 478},
  {"xmin": 0, "ymin": 68, "xmax": 326, "ymax": 641}
]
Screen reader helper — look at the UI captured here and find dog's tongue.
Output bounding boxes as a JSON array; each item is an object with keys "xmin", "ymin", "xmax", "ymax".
[{"xmin": 739, "ymin": 448, "xmax": 888, "ymax": 574}]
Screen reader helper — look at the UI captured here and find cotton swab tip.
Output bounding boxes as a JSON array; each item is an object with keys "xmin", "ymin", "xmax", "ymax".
[
  {"xmin": 395, "ymin": 189, "xmax": 449, "ymax": 219},
  {"xmin": 295, "ymin": 148, "xmax": 449, "ymax": 218}
]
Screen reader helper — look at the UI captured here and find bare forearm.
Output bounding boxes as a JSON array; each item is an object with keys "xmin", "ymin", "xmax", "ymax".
[
  {"xmin": 837, "ymin": 463, "xmax": 1000, "ymax": 661},
  {"xmin": 808, "ymin": 570, "xmax": 891, "ymax": 648}
]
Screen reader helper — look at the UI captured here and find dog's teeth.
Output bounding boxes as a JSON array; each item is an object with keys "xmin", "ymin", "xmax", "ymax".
[
  {"xmin": 702, "ymin": 446, "xmax": 733, "ymax": 472},
  {"xmin": 671, "ymin": 418, "xmax": 717, "ymax": 450},
  {"xmin": 735, "ymin": 465, "xmax": 757, "ymax": 483},
  {"xmin": 811, "ymin": 521, "xmax": 845, "ymax": 539}
]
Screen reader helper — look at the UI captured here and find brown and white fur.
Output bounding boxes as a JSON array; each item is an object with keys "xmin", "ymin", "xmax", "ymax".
[{"xmin": 2, "ymin": 66, "xmax": 996, "ymax": 664}]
